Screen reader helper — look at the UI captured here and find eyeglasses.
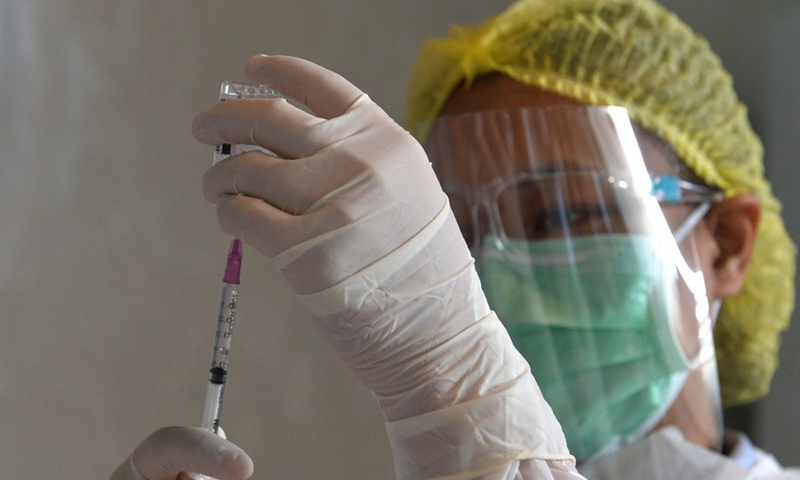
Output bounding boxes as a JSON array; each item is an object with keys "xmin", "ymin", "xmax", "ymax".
[
  {"xmin": 446, "ymin": 171, "xmax": 723, "ymax": 242},
  {"xmin": 651, "ymin": 174, "xmax": 724, "ymax": 205}
]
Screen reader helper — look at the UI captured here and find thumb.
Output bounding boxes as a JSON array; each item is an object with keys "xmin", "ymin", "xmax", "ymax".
[{"xmin": 113, "ymin": 427, "xmax": 253, "ymax": 480}]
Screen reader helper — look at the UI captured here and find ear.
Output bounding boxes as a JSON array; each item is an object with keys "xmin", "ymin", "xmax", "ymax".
[{"xmin": 705, "ymin": 193, "xmax": 761, "ymax": 298}]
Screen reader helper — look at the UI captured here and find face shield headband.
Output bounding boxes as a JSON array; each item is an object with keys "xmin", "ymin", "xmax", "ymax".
[{"xmin": 425, "ymin": 105, "xmax": 723, "ymax": 461}]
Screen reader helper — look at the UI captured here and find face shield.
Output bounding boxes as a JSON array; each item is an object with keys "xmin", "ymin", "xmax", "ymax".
[{"xmin": 425, "ymin": 105, "xmax": 724, "ymax": 461}]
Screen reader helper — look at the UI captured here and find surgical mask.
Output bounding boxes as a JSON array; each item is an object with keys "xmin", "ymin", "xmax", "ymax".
[{"xmin": 476, "ymin": 234, "xmax": 690, "ymax": 460}]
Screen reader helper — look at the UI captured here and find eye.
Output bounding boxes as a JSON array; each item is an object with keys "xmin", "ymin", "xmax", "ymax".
[
  {"xmin": 532, "ymin": 204, "xmax": 623, "ymax": 238},
  {"xmin": 498, "ymin": 183, "xmax": 625, "ymax": 239}
]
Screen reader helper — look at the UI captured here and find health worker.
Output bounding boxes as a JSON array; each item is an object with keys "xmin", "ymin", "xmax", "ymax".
[{"xmin": 405, "ymin": 0, "xmax": 797, "ymax": 476}]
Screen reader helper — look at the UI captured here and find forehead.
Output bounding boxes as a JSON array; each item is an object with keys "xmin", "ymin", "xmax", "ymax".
[
  {"xmin": 433, "ymin": 75, "xmax": 680, "ymax": 183},
  {"xmin": 441, "ymin": 74, "xmax": 582, "ymax": 115}
]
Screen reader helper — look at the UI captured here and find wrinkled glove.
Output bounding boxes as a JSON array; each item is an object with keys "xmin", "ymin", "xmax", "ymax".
[
  {"xmin": 110, "ymin": 427, "xmax": 253, "ymax": 480},
  {"xmin": 193, "ymin": 55, "xmax": 573, "ymax": 479}
]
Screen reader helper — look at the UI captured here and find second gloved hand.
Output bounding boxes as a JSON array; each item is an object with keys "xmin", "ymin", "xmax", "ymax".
[{"xmin": 110, "ymin": 427, "xmax": 253, "ymax": 480}]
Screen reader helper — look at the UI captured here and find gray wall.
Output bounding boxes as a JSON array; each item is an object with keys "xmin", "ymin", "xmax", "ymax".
[{"xmin": 0, "ymin": 1, "xmax": 796, "ymax": 478}]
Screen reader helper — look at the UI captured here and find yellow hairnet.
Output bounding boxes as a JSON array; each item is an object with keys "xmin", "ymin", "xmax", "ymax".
[{"xmin": 406, "ymin": 0, "xmax": 796, "ymax": 406}]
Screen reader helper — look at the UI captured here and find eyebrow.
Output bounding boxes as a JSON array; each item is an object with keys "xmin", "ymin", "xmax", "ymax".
[{"xmin": 513, "ymin": 165, "xmax": 609, "ymax": 178}]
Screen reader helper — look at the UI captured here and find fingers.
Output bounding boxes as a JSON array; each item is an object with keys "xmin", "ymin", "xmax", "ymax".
[
  {"xmin": 212, "ymin": 194, "xmax": 298, "ymax": 259},
  {"xmin": 192, "ymin": 54, "xmax": 387, "ymax": 264},
  {"xmin": 191, "ymin": 98, "xmax": 323, "ymax": 160},
  {"xmin": 130, "ymin": 427, "xmax": 253, "ymax": 480},
  {"xmin": 244, "ymin": 54, "xmax": 365, "ymax": 120},
  {"xmin": 201, "ymin": 151, "xmax": 305, "ymax": 209},
  {"xmin": 202, "ymin": 148, "xmax": 365, "ymax": 212},
  {"xmin": 192, "ymin": 55, "xmax": 369, "ymax": 161}
]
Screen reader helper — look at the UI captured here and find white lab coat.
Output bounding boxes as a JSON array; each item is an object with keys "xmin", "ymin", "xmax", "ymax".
[
  {"xmin": 464, "ymin": 426, "xmax": 800, "ymax": 480},
  {"xmin": 577, "ymin": 426, "xmax": 800, "ymax": 480}
]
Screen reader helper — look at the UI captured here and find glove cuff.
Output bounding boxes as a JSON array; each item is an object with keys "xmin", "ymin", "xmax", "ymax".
[
  {"xmin": 295, "ymin": 197, "xmax": 455, "ymax": 317},
  {"xmin": 385, "ymin": 368, "xmax": 574, "ymax": 480}
]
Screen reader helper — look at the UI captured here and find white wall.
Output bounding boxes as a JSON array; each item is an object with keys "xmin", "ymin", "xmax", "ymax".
[{"xmin": 0, "ymin": 1, "xmax": 796, "ymax": 479}]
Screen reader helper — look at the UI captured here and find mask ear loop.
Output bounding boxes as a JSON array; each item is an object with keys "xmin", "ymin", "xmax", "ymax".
[
  {"xmin": 672, "ymin": 201, "xmax": 713, "ymax": 244},
  {"xmin": 710, "ymin": 299, "xmax": 723, "ymax": 328}
]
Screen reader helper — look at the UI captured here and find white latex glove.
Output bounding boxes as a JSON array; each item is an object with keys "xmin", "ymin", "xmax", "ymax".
[
  {"xmin": 193, "ymin": 55, "xmax": 575, "ymax": 479},
  {"xmin": 110, "ymin": 427, "xmax": 253, "ymax": 480}
]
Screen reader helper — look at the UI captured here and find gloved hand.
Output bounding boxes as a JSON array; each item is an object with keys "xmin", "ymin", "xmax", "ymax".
[
  {"xmin": 192, "ymin": 55, "xmax": 572, "ymax": 479},
  {"xmin": 110, "ymin": 427, "xmax": 253, "ymax": 480},
  {"xmin": 194, "ymin": 55, "xmax": 445, "ymax": 296}
]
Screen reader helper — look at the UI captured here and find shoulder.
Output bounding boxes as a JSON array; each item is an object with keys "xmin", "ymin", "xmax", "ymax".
[{"xmin": 725, "ymin": 430, "xmax": 800, "ymax": 479}]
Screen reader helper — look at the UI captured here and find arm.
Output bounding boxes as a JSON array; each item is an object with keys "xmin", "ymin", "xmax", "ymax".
[{"xmin": 192, "ymin": 54, "xmax": 583, "ymax": 480}]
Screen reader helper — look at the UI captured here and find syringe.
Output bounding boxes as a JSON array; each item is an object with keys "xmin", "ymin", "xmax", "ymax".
[
  {"xmin": 200, "ymin": 81, "xmax": 276, "ymax": 435},
  {"xmin": 200, "ymin": 238, "xmax": 243, "ymax": 434},
  {"xmin": 193, "ymin": 81, "xmax": 279, "ymax": 480}
]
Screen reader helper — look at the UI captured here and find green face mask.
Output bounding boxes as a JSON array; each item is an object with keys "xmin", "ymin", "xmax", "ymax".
[{"xmin": 476, "ymin": 234, "xmax": 690, "ymax": 460}]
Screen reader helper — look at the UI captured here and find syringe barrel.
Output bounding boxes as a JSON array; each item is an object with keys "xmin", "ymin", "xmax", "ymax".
[
  {"xmin": 201, "ymin": 381, "xmax": 224, "ymax": 433},
  {"xmin": 211, "ymin": 283, "xmax": 238, "ymax": 371},
  {"xmin": 200, "ymin": 282, "xmax": 237, "ymax": 434}
]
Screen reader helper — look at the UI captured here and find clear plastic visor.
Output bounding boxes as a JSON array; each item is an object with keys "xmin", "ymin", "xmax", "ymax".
[{"xmin": 425, "ymin": 105, "xmax": 723, "ymax": 460}]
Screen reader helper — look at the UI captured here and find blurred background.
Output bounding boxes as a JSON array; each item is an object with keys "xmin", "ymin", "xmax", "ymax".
[{"xmin": 0, "ymin": 1, "xmax": 797, "ymax": 478}]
